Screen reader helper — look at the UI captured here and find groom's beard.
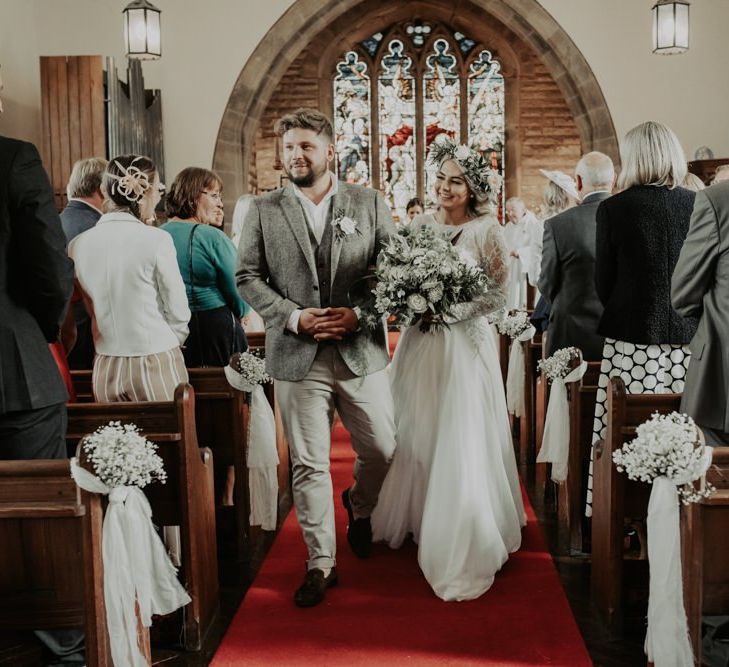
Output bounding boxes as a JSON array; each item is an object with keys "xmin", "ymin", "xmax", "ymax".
[{"xmin": 286, "ymin": 160, "xmax": 328, "ymax": 187}]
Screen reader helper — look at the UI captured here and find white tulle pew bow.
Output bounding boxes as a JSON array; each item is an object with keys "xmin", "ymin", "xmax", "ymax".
[
  {"xmin": 224, "ymin": 365, "xmax": 279, "ymax": 531},
  {"xmin": 536, "ymin": 360, "xmax": 588, "ymax": 482},
  {"xmin": 70, "ymin": 461, "xmax": 191, "ymax": 667},
  {"xmin": 506, "ymin": 325, "xmax": 536, "ymax": 417},
  {"xmin": 644, "ymin": 446, "xmax": 713, "ymax": 667}
]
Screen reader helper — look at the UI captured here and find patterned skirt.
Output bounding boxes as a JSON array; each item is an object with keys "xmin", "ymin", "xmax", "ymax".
[
  {"xmin": 585, "ymin": 337, "xmax": 690, "ymax": 516},
  {"xmin": 92, "ymin": 347, "xmax": 189, "ymax": 402}
]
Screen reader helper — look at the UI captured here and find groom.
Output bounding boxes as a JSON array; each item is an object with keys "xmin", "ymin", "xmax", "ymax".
[{"xmin": 236, "ymin": 108, "xmax": 396, "ymax": 607}]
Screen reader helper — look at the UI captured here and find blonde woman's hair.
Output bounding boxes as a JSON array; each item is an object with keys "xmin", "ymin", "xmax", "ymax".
[{"xmin": 617, "ymin": 121, "xmax": 687, "ymax": 190}]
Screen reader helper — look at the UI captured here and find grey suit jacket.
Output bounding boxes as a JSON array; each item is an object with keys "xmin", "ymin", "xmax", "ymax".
[
  {"xmin": 672, "ymin": 181, "xmax": 729, "ymax": 432},
  {"xmin": 60, "ymin": 199, "xmax": 101, "ymax": 243},
  {"xmin": 538, "ymin": 191, "xmax": 610, "ymax": 360},
  {"xmin": 236, "ymin": 181, "xmax": 395, "ymax": 381}
]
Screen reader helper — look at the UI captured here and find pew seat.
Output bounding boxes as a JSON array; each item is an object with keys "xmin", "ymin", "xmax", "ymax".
[
  {"xmin": 0, "ymin": 459, "xmax": 113, "ymax": 665},
  {"xmin": 682, "ymin": 447, "xmax": 729, "ymax": 665},
  {"xmin": 558, "ymin": 360, "xmax": 601, "ymax": 553},
  {"xmin": 590, "ymin": 376, "xmax": 682, "ymax": 627}
]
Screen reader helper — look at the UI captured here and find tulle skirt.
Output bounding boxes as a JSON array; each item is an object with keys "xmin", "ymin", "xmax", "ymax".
[{"xmin": 372, "ymin": 318, "xmax": 526, "ymax": 601}]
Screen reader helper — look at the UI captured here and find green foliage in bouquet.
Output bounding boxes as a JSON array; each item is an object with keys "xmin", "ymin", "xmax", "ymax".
[{"xmin": 370, "ymin": 225, "xmax": 487, "ymax": 333}]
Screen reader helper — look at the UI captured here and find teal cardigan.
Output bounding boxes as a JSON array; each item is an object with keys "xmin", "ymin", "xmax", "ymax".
[{"xmin": 161, "ymin": 221, "xmax": 250, "ymax": 318}]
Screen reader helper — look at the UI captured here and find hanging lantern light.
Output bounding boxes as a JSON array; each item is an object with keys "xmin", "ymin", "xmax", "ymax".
[
  {"xmin": 123, "ymin": 0, "xmax": 162, "ymax": 60},
  {"xmin": 652, "ymin": 1, "xmax": 690, "ymax": 55}
]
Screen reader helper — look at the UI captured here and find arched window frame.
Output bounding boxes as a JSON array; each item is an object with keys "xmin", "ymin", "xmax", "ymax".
[{"xmin": 333, "ymin": 21, "xmax": 505, "ymax": 219}]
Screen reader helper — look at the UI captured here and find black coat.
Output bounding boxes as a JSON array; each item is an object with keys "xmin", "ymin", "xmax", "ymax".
[
  {"xmin": 538, "ymin": 191, "xmax": 610, "ymax": 360},
  {"xmin": 0, "ymin": 136, "xmax": 74, "ymax": 413},
  {"xmin": 595, "ymin": 184, "xmax": 698, "ymax": 345}
]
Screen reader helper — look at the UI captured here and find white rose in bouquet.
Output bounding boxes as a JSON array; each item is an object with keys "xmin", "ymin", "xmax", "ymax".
[{"xmin": 407, "ymin": 293, "xmax": 429, "ymax": 314}]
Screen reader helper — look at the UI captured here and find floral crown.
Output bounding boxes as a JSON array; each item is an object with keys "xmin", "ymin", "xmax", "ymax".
[
  {"xmin": 107, "ymin": 157, "xmax": 152, "ymax": 203},
  {"xmin": 427, "ymin": 135, "xmax": 502, "ymax": 204}
]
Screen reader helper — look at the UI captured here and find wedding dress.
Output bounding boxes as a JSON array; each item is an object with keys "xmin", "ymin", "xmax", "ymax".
[{"xmin": 371, "ymin": 214, "xmax": 526, "ymax": 601}]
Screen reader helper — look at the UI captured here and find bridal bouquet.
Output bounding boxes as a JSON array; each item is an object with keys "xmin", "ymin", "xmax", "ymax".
[
  {"xmin": 612, "ymin": 412, "xmax": 715, "ymax": 504},
  {"xmin": 495, "ymin": 310, "xmax": 532, "ymax": 340},
  {"xmin": 538, "ymin": 347, "xmax": 582, "ymax": 383},
  {"xmin": 371, "ymin": 224, "xmax": 487, "ymax": 332},
  {"xmin": 80, "ymin": 421, "xmax": 166, "ymax": 489}
]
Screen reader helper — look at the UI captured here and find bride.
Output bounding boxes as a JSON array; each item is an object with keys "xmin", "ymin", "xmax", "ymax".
[{"xmin": 371, "ymin": 138, "xmax": 526, "ymax": 601}]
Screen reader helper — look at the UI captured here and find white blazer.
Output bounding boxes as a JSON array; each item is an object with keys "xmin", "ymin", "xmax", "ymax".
[{"xmin": 69, "ymin": 212, "xmax": 190, "ymax": 356}]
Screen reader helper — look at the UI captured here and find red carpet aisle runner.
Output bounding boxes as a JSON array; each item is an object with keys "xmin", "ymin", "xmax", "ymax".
[{"xmin": 212, "ymin": 426, "xmax": 592, "ymax": 666}]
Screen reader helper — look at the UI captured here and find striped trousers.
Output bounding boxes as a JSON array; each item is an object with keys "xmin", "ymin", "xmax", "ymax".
[{"xmin": 92, "ymin": 348, "xmax": 189, "ymax": 403}]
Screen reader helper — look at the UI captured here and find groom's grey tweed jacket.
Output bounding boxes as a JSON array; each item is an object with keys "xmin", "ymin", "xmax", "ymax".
[{"xmin": 236, "ymin": 181, "xmax": 395, "ymax": 381}]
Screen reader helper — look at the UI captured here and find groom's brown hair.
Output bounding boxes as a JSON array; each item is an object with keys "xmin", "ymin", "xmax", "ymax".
[{"xmin": 275, "ymin": 108, "xmax": 334, "ymax": 143}]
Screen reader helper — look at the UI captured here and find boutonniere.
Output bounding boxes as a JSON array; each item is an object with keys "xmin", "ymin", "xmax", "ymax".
[{"xmin": 331, "ymin": 209, "xmax": 361, "ymax": 241}]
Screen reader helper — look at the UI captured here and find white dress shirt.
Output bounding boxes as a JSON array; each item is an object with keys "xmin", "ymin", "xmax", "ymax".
[
  {"xmin": 68, "ymin": 197, "xmax": 104, "ymax": 216},
  {"xmin": 69, "ymin": 212, "xmax": 191, "ymax": 356},
  {"xmin": 286, "ymin": 173, "xmax": 339, "ymax": 333}
]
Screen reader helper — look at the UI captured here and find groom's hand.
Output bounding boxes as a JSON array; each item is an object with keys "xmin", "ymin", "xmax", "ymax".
[
  {"xmin": 313, "ymin": 307, "xmax": 359, "ymax": 341},
  {"xmin": 298, "ymin": 308, "xmax": 332, "ymax": 337}
]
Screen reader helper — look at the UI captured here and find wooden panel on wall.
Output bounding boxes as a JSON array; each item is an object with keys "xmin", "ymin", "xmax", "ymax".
[{"xmin": 40, "ymin": 55, "xmax": 106, "ymax": 211}]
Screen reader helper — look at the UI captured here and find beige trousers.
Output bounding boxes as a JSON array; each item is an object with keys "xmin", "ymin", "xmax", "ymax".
[{"xmin": 276, "ymin": 345, "xmax": 396, "ymax": 570}]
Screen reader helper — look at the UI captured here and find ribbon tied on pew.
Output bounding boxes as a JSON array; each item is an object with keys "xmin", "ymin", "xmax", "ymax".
[
  {"xmin": 536, "ymin": 359, "xmax": 588, "ymax": 482},
  {"xmin": 70, "ymin": 461, "xmax": 191, "ymax": 667},
  {"xmin": 505, "ymin": 324, "xmax": 536, "ymax": 417}
]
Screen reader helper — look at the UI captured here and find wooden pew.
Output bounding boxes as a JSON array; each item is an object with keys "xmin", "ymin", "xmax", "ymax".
[
  {"xmin": 518, "ymin": 331, "xmax": 542, "ymax": 466},
  {"xmin": 0, "ymin": 459, "xmax": 113, "ymax": 665},
  {"xmin": 66, "ymin": 384, "xmax": 218, "ymax": 652},
  {"xmin": 498, "ymin": 331, "xmax": 509, "ymax": 387},
  {"xmin": 682, "ymin": 446, "xmax": 729, "ymax": 665},
  {"xmin": 558, "ymin": 360, "xmax": 601, "ymax": 553},
  {"xmin": 591, "ymin": 377, "xmax": 682, "ymax": 626},
  {"xmin": 186, "ymin": 367, "xmax": 251, "ymax": 559}
]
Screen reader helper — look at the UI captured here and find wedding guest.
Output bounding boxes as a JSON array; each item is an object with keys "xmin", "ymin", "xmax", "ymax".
[
  {"xmin": 0, "ymin": 73, "xmax": 74, "ymax": 460},
  {"xmin": 586, "ymin": 121, "xmax": 697, "ymax": 514},
  {"xmin": 405, "ymin": 197, "xmax": 424, "ymax": 222},
  {"xmin": 672, "ymin": 180, "xmax": 729, "ymax": 445},
  {"xmin": 530, "ymin": 169, "xmax": 579, "ymax": 334},
  {"xmin": 538, "ymin": 153, "xmax": 614, "ymax": 359},
  {"xmin": 231, "ymin": 194, "xmax": 266, "ymax": 333},
  {"xmin": 60, "ymin": 157, "xmax": 108, "ymax": 369},
  {"xmin": 681, "ymin": 172, "xmax": 706, "ymax": 192},
  {"xmin": 503, "ymin": 197, "xmax": 542, "ymax": 309},
  {"xmin": 60, "ymin": 157, "xmax": 107, "ymax": 242},
  {"xmin": 539, "ymin": 169, "xmax": 578, "ymax": 219},
  {"xmin": 69, "ymin": 155, "xmax": 190, "ymax": 401},
  {"xmin": 162, "ymin": 167, "xmax": 249, "ymax": 366}
]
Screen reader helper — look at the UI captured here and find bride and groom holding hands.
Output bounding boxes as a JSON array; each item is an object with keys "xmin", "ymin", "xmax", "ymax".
[{"xmin": 236, "ymin": 107, "xmax": 525, "ymax": 607}]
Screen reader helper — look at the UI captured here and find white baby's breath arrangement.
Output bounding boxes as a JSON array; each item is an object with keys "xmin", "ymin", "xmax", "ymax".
[
  {"xmin": 538, "ymin": 347, "xmax": 581, "ymax": 382},
  {"xmin": 235, "ymin": 351, "xmax": 272, "ymax": 387},
  {"xmin": 612, "ymin": 412, "xmax": 716, "ymax": 505},
  {"xmin": 495, "ymin": 310, "xmax": 532, "ymax": 340},
  {"xmin": 81, "ymin": 421, "xmax": 166, "ymax": 489}
]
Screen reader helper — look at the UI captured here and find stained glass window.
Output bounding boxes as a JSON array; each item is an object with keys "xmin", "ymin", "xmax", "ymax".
[
  {"xmin": 378, "ymin": 39, "xmax": 416, "ymax": 219},
  {"xmin": 423, "ymin": 38, "xmax": 460, "ymax": 208},
  {"xmin": 333, "ymin": 25, "xmax": 505, "ymax": 221},
  {"xmin": 468, "ymin": 50, "xmax": 505, "ymax": 202},
  {"xmin": 334, "ymin": 51, "xmax": 371, "ymax": 186}
]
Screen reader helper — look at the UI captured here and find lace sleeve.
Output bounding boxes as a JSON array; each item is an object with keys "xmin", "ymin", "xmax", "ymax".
[{"xmin": 443, "ymin": 221, "xmax": 508, "ymax": 324}]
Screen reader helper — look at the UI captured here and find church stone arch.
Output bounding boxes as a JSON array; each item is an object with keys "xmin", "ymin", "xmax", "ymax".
[{"xmin": 213, "ymin": 0, "xmax": 618, "ymax": 213}]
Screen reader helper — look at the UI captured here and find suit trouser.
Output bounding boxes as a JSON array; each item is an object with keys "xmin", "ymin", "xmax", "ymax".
[
  {"xmin": 276, "ymin": 345, "xmax": 396, "ymax": 570},
  {"xmin": 0, "ymin": 402, "xmax": 67, "ymax": 460}
]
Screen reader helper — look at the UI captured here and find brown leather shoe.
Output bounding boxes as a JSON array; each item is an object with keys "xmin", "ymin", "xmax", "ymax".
[
  {"xmin": 293, "ymin": 567, "xmax": 338, "ymax": 608},
  {"xmin": 342, "ymin": 487, "xmax": 372, "ymax": 558}
]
